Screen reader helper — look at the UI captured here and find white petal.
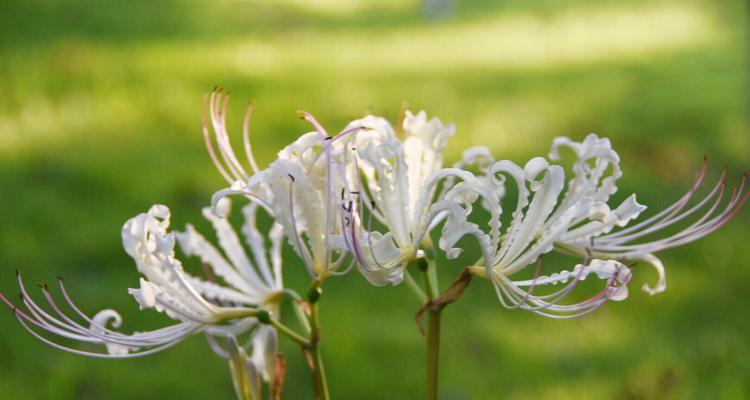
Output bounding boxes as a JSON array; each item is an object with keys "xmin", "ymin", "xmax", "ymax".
[
  {"xmin": 251, "ymin": 325, "xmax": 279, "ymax": 382},
  {"xmin": 640, "ymin": 253, "xmax": 667, "ymax": 295},
  {"xmin": 548, "ymin": 134, "xmax": 623, "ymax": 223},
  {"xmin": 402, "ymin": 110, "xmax": 455, "ymax": 218},
  {"xmin": 176, "ymin": 224, "xmax": 260, "ymax": 295},
  {"xmin": 499, "ymin": 159, "xmax": 565, "ymax": 269}
]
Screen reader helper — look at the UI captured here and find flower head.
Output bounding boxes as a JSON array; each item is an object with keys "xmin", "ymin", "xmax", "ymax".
[
  {"xmin": 552, "ymin": 137, "xmax": 749, "ymax": 295},
  {"xmin": 441, "ymin": 133, "xmax": 746, "ymax": 318},
  {"xmin": 337, "ymin": 111, "xmax": 471, "ymax": 285},
  {"xmin": 434, "ymin": 135, "xmax": 642, "ymax": 315},
  {"xmin": 1, "ymin": 200, "xmax": 285, "ymax": 364},
  {"xmin": 212, "ymin": 110, "xmax": 362, "ymax": 280}
]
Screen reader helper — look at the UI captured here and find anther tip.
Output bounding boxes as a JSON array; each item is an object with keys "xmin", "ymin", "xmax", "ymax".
[
  {"xmin": 703, "ymin": 154, "xmax": 708, "ymax": 162},
  {"xmin": 15, "ymin": 268, "xmax": 20, "ymax": 277},
  {"xmin": 56, "ymin": 276, "xmax": 64, "ymax": 282},
  {"xmin": 11, "ymin": 306, "xmax": 17, "ymax": 315}
]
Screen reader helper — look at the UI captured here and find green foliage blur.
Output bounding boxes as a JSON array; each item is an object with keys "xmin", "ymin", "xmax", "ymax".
[{"xmin": 1, "ymin": 0, "xmax": 748, "ymax": 398}]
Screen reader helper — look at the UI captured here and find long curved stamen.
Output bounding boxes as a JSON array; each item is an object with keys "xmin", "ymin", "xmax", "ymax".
[
  {"xmin": 500, "ymin": 263, "xmax": 585, "ymax": 310},
  {"xmin": 493, "ymin": 261, "xmax": 629, "ymax": 318},
  {"xmin": 17, "ymin": 283, "xmax": 175, "ymax": 348},
  {"xmin": 603, "ymin": 166, "xmax": 724, "ymax": 244},
  {"xmin": 210, "ymin": 90, "xmax": 248, "ymax": 182},
  {"xmin": 588, "ymin": 172, "xmax": 748, "ymax": 255},
  {"xmin": 506, "ymin": 258, "xmax": 544, "ymax": 310},
  {"xmin": 299, "ymin": 110, "xmax": 336, "ymax": 274},
  {"xmin": 346, "ymin": 215, "xmax": 367, "ymax": 268},
  {"xmin": 242, "ymin": 100, "xmax": 261, "ymax": 175},
  {"xmin": 14, "ymin": 314, "xmax": 187, "ymax": 359},
  {"xmin": 286, "ymin": 174, "xmax": 314, "ymax": 275},
  {"xmin": 364, "ymin": 201, "xmax": 388, "ymax": 271},
  {"xmin": 350, "ymin": 149, "xmax": 386, "ymax": 223},
  {"xmin": 15, "ymin": 278, "xmax": 85, "ymax": 336},
  {"xmin": 304, "ymin": 125, "xmax": 365, "ymax": 188},
  {"xmin": 57, "ymin": 278, "xmax": 196, "ymax": 345},
  {"xmin": 330, "ymin": 259, "xmax": 357, "ymax": 276},
  {"xmin": 211, "ymin": 183, "xmax": 274, "ymax": 216},
  {"xmin": 39, "ymin": 287, "xmax": 197, "ymax": 348},
  {"xmin": 340, "ymin": 140, "xmax": 388, "ymax": 272},
  {"xmin": 298, "ymin": 111, "xmax": 329, "ymax": 140},
  {"xmin": 206, "ymin": 333, "xmax": 231, "ymax": 358},
  {"xmin": 2, "ymin": 273, "xmax": 202, "ymax": 358},
  {"xmin": 604, "ymin": 159, "xmax": 710, "ymax": 240},
  {"xmin": 502, "ymin": 279, "xmax": 608, "ymax": 319},
  {"xmin": 203, "ymin": 93, "xmax": 233, "ymax": 184}
]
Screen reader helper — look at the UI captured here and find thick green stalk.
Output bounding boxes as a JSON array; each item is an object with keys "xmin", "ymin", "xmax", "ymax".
[
  {"xmin": 425, "ymin": 309, "xmax": 442, "ymax": 400},
  {"xmin": 308, "ymin": 297, "xmax": 330, "ymax": 400},
  {"xmin": 309, "ymin": 343, "xmax": 329, "ymax": 400},
  {"xmin": 421, "ymin": 262, "xmax": 441, "ymax": 400}
]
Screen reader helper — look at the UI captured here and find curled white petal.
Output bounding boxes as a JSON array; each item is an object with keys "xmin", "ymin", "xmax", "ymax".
[{"xmin": 639, "ymin": 253, "xmax": 666, "ymax": 295}]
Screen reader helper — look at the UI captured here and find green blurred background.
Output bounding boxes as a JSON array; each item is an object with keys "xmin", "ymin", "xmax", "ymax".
[{"xmin": 1, "ymin": 0, "xmax": 749, "ymax": 398}]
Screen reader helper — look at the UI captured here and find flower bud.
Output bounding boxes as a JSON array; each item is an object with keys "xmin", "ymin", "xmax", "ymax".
[
  {"xmin": 409, "ymin": 257, "xmax": 429, "ymax": 272},
  {"xmin": 257, "ymin": 309, "xmax": 272, "ymax": 324},
  {"xmin": 307, "ymin": 286, "xmax": 322, "ymax": 304}
]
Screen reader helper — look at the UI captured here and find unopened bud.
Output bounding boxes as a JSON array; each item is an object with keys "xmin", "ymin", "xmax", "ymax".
[
  {"xmin": 409, "ymin": 257, "xmax": 429, "ymax": 272},
  {"xmin": 307, "ymin": 286, "xmax": 322, "ymax": 304},
  {"xmin": 257, "ymin": 309, "xmax": 272, "ymax": 324}
]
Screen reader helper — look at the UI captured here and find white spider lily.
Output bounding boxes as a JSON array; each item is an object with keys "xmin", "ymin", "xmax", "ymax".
[
  {"xmin": 439, "ymin": 144, "xmax": 639, "ymax": 318},
  {"xmin": 1, "ymin": 201, "xmax": 285, "ymax": 364},
  {"xmin": 552, "ymin": 136, "xmax": 749, "ymax": 295},
  {"xmin": 199, "ymin": 89, "xmax": 366, "ymax": 281},
  {"xmin": 338, "ymin": 111, "xmax": 468, "ymax": 285},
  {"xmin": 213, "ymin": 111, "xmax": 358, "ymax": 280}
]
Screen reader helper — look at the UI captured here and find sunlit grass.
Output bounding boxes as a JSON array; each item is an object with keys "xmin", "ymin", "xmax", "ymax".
[
  {"xmin": 0, "ymin": 3, "xmax": 726, "ymax": 153},
  {"xmin": 268, "ymin": 0, "xmax": 412, "ymax": 17}
]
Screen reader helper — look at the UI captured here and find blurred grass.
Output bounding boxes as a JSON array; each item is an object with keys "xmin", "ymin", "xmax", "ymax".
[{"xmin": 0, "ymin": 0, "xmax": 749, "ymax": 399}]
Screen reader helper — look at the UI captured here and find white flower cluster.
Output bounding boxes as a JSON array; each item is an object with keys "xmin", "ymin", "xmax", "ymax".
[{"xmin": 3, "ymin": 89, "xmax": 746, "ymax": 398}]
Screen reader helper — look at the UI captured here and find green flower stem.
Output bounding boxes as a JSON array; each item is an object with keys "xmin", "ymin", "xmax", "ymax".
[
  {"xmin": 404, "ymin": 270, "xmax": 428, "ymax": 303},
  {"xmin": 293, "ymin": 300, "xmax": 312, "ymax": 334},
  {"xmin": 422, "ymin": 261, "xmax": 441, "ymax": 400},
  {"xmin": 426, "ymin": 309, "xmax": 441, "ymax": 400},
  {"xmin": 308, "ymin": 300, "xmax": 330, "ymax": 400},
  {"xmin": 215, "ymin": 307, "xmax": 258, "ymax": 321},
  {"xmin": 422, "ymin": 266, "xmax": 437, "ymax": 300},
  {"xmin": 427, "ymin": 259, "xmax": 439, "ymax": 298},
  {"xmin": 270, "ymin": 318, "xmax": 309, "ymax": 347}
]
